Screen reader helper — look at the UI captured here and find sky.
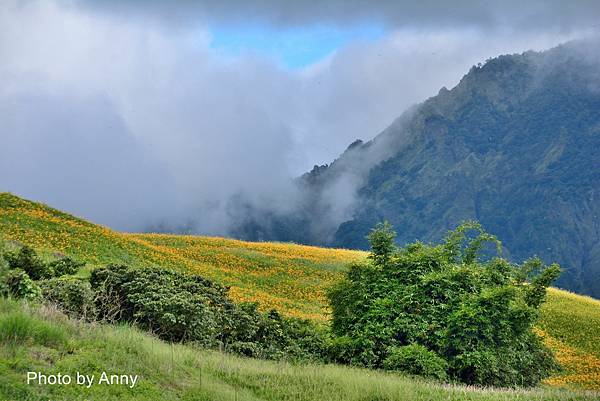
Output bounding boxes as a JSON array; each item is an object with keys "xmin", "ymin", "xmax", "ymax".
[
  {"xmin": 0, "ymin": 0, "xmax": 598, "ymax": 234},
  {"xmin": 210, "ymin": 23, "xmax": 386, "ymax": 69}
]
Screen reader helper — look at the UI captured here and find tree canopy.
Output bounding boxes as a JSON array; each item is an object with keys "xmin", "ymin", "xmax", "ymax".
[{"xmin": 328, "ymin": 221, "xmax": 561, "ymax": 387}]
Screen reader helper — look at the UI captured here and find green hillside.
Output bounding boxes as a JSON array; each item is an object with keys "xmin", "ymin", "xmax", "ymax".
[
  {"xmin": 0, "ymin": 192, "xmax": 365, "ymax": 320},
  {"xmin": 1, "ymin": 192, "xmax": 600, "ymax": 393}
]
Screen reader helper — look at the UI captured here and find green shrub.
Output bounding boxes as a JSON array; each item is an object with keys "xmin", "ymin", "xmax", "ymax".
[
  {"xmin": 88, "ymin": 264, "xmax": 327, "ymax": 362},
  {"xmin": 90, "ymin": 264, "xmax": 222, "ymax": 345},
  {"xmin": 4, "ymin": 246, "xmax": 52, "ymax": 280},
  {"xmin": 3, "ymin": 246, "xmax": 84, "ymax": 282},
  {"xmin": 0, "ymin": 241, "xmax": 8, "ymax": 271},
  {"xmin": 0, "ymin": 253, "xmax": 8, "ymax": 297},
  {"xmin": 383, "ymin": 344, "xmax": 447, "ymax": 381},
  {"xmin": 221, "ymin": 302, "xmax": 327, "ymax": 361},
  {"xmin": 449, "ymin": 331, "xmax": 559, "ymax": 387},
  {"xmin": 48, "ymin": 257, "xmax": 85, "ymax": 277},
  {"xmin": 236, "ymin": 307, "xmax": 328, "ymax": 362},
  {"xmin": 280, "ymin": 314, "xmax": 329, "ymax": 362},
  {"xmin": 3, "ymin": 269, "xmax": 42, "ymax": 301},
  {"xmin": 0, "ymin": 275, "xmax": 7, "ymax": 297},
  {"xmin": 40, "ymin": 277, "xmax": 96, "ymax": 320},
  {"xmin": 326, "ymin": 335, "xmax": 363, "ymax": 365},
  {"xmin": 328, "ymin": 221, "xmax": 561, "ymax": 387}
]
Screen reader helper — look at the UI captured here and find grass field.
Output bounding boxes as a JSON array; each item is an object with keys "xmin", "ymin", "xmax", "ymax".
[
  {"xmin": 0, "ymin": 298, "xmax": 597, "ymax": 401},
  {"xmin": 1, "ymin": 192, "xmax": 600, "ymax": 393}
]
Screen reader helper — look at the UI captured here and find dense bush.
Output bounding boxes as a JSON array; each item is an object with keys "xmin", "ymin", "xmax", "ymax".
[
  {"xmin": 0, "ymin": 245, "xmax": 40, "ymax": 300},
  {"xmin": 383, "ymin": 344, "xmax": 448, "ymax": 381},
  {"xmin": 39, "ymin": 277, "xmax": 96, "ymax": 320},
  {"xmin": 0, "ymin": 246, "xmax": 8, "ymax": 297},
  {"xmin": 48, "ymin": 257, "xmax": 85, "ymax": 277},
  {"xmin": 328, "ymin": 221, "xmax": 561, "ymax": 387},
  {"xmin": 89, "ymin": 264, "xmax": 327, "ymax": 362},
  {"xmin": 90, "ymin": 264, "xmax": 223, "ymax": 344},
  {"xmin": 3, "ymin": 269, "xmax": 42, "ymax": 301},
  {"xmin": 223, "ymin": 302, "xmax": 328, "ymax": 361},
  {"xmin": 3, "ymin": 246, "xmax": 85, "ymax": 281},
  {"xmin": 1, "ymin": 246, "xmax": 86, "ymax": 303},
  {"xmin": 4, "ymin": 246, "xmax": 52, "ymax": 280}
]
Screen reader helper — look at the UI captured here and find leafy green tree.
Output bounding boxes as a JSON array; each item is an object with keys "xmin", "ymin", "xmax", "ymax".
[
  {"xmin": 328, "ymin": 222, "xmax": 561, "ymax": 387},
  {"xmin": 366, "ymin": 221, "xmax": 396, "ymax": 266}
]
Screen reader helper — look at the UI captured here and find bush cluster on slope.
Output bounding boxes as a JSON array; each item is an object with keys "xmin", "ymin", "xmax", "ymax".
[
  {"xmin": 89, "ymin": 263, "xmax": 328, "ymax": 361},
  {"xmin": 328, "ymin": 221, "xmax": 561, "ymax": 387},
  {"xmin": 0, "ymin": 244, "xmax": 328, "ymax": 363},
  {"xmin": 1, "ymin": 246, "xmax": 85, "ymax": 302}
]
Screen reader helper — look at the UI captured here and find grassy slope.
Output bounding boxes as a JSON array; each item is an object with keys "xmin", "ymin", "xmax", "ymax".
[
  {"xmin": 1, "ymin": 192, "xmax": 599, "ymax": 392},
  {"xmin": 538, "ymin": 289, "xmax": 600, "ymax": 389},
  {"xmin": 0, "ymin": 193, "xmax": 364, "ymax": 320},
  {"xmin": 0, "ymin": 298, "xmax": 596, "ymax": 401}
]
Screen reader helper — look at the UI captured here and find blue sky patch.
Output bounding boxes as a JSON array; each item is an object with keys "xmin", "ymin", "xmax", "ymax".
[{"xmin": 209, "ymin": 23, "xmax": 385, "ymax": 68}]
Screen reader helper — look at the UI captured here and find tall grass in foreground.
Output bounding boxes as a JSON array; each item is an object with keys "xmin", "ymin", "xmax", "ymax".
[{"xmin": 0, "ymin": 298, "xmax": 598, "ymax": 401}]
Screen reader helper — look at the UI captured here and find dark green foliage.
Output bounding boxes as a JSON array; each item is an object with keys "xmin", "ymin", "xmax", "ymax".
[
  {"xmin": 2, "ymin": 269, "xmax": 42, "ymax": 301},
  {"xmin": 225, "ymin": 303, "xmax": 328, "ymax": 361},
  {"xmin": 383, "ymin": 344, "xmax": 448, "ymax": 381},
  {"xmin": 1, "ymin": 246, "xmax": 85, "ymax": 303},
  {"xmin": 89, "ymin": 264, "xmax": 327, "ymax": 362},
  {"xmin": 449, "ymin": 331, "xmax": 558, "ymax": 387},
  {"xmin": 367, "ymin": 221, "xmax": 396, "ymax": 266},
  {"xmin": 521, "ymin": 258, "xmax": 562, "ymax": 308},
  {"xmin": 328, "ymin": 222, "xmax": 561, "ymax": 387},
  {"xmin": 90, "ymin": 264, "xmax": 225, "ymax": 344},
  {"xmin": 39, "ymin": 277, "xmax": 96, "ymax": 320},
  {"xmin": 3, "ymin": 245, "xmax": 85, "ymax": 280},
  {"xmin": 325, "ymin": 335, "xmax": 363, "ymax": 365},
  {"xmin": 48, "ymin": 257, "xmax": 85, "ymax": 277},
  {"xmin": 4, "ymin": 246, "xmax": 52, "ymax": 280}
]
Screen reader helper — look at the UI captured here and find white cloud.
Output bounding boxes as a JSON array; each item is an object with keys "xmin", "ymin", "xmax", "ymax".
[{"xmin": 0, "ymin": 0, "xmax": 590, "ymax": 234}]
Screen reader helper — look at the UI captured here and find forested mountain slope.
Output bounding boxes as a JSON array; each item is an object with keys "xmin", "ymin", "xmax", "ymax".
[{"xmin": 239, "ymin": 40, "xmax": 600, "ymax": 298}]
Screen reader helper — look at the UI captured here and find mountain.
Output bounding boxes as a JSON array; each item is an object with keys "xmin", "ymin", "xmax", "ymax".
[{"xmin": 236, "ymin": 39, "xmax": 600, "ymax": 298}]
